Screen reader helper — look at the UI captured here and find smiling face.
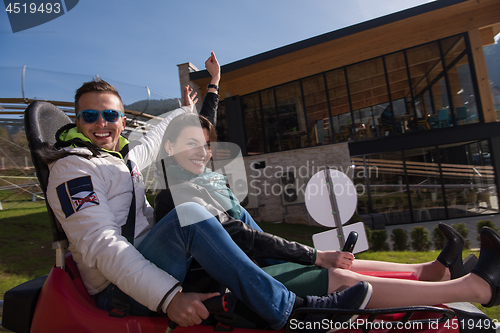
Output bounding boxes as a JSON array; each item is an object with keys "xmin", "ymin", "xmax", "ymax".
[
  {"xmin": 165, "ymin": 126, "xmax": 211, "ymax": 175},
  {"xmin": 75, "ymin": 92, "xmax": 126, "ymax": 151}
]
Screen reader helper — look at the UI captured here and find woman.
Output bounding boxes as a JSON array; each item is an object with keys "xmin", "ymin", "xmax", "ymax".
[{"xmin": 153, "ymin": 111, "xmax": 500, "ymax": 315}]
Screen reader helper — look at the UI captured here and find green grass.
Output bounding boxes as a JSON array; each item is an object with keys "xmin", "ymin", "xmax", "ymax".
[
  {"xmin": 0, "ymin": 204, "xmax": 498, "ymax": 323},
  {"xmin": 354, "ymin": 250, "xmax": 480, "ymax": 264},
  {"xmin": 0, "ymin": 201, "xmax": 53, "ymax": 300},
  {"xmin": 258, "ymin": 222, "xmax": 328, "ymax": 247}
]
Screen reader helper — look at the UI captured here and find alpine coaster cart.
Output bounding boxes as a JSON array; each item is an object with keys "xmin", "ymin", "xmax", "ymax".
[{"xmin": 2, "ymin": 101, "xmax": 497, "ymax": 332}]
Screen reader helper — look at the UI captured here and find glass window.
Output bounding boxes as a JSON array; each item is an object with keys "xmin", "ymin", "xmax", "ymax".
[
  {"xmin": 371, "ymin": 104, "xmax": 388, "ymax": 136},
  {"xmin": 362, "ymin": 151, "xmax": 410, "ymax": 224},
  {"xmin": 325, "ymin": 69, "xmax": 351, "ymax": 142},
  {"xmin": 477, "ymin": 141, "xmax": 497, "ymax": 211},
  {"xmin": 439, "ymin": 141, "xmax": 497, "ymax": 218},
  {"xmin": 351, "ymin": 156, "xmax": 369, "ymax": 215},
  {"xmin": 352, "ymin": 107, "xmax": 375, "ymax": 139},
  {"xmin": 347, "ymin": 58, "xmax": 391, "ymax": 138},
  {"xmin": 275, "ymin": 81, "xmax": 305, "ymax": 151},
  {"xmin": 405, "ymin": 147, "xmax": 444, "ymax": 222},
  {"xmin": 238, "ymin": 33, "xmax": 487, "ymax": 160},
  {"xmin": 356, "ymin": 140, "xmax": 497, "ymax": 224},
  {"xmin": 407, "ymin": 42, "xmax": 450, "ymax": 129},
  {"xmin": 334, "ymin": 112, "xmax": 353, "ymax": 142},
  {"xmin": 260, "ymin": 89, "xmax": 279, "ymax": 153},
  {"xmin": 385, "ymin": 52, "xmax": 410, "ymax": 106},
  {"xmin": 384, "ymin": 52, "xmax": 415, "ymax": 133},
  {"xmin": 241, "ymin": 93, "xmax": 264, "ymax": 155},
  {"xmin": 442, "ymin": 35, "xmax": 479, "ymax": 125},
  {"xmin": 483, "ymin": 32, "xmax": 500, "ymax": 119},
  {"xmin": 302, "ymin": 74, "xmax": 331, "ymax": 146}
]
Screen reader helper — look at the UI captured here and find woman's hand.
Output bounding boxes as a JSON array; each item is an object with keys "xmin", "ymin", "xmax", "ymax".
[
  {"xmin": 182, "ymin": 85, "xmax": 198, "ymax": 110},
  {"xmin": 315, "ymin": 250, "xmax": 354, "ymax": 270},
  {"xmin": 205, "ymin": 51, "xmax": 221, "ymax": 90},
  {"xmin": 166, "ymin": 291, "xmax": 220, "ymax": 327}
]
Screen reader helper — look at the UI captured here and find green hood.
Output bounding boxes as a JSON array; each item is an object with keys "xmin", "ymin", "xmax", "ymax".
[{"xmin": 55, "ymin": 124, "xmax": 129, "ymax": 159}]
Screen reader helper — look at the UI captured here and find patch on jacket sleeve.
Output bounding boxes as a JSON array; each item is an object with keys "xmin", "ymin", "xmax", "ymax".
[{"xmin": 56, "ymin": 175, "xmax": 100, "ymax": 218}]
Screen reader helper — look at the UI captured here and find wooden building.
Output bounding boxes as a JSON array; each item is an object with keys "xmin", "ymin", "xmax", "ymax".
[{"xmin": 179, "ymin": 0, "xmax": 500, "ymax": 226}]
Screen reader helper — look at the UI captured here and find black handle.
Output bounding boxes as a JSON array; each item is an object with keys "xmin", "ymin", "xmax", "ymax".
[
  {"xmin": 342, "ymin": 231, "xmax": 358, "ymax": 253},
  {"xmin": 167, "ymin": 295, "xmax": 227, "ymax": 332},
  {"xmin": 167, "ymin": 320, "xmax": 178, "ymax": 331},
  {"xmin": 202, "ymin": 294, "xmax": 228, "ymax": 314}
]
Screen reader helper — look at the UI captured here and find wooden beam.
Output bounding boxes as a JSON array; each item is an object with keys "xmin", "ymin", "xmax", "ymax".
[
  {"xmin": 479, "ymin": 26, "xmax": 496, "ymax": 46},
  {"xmin": 0, "ymin": 105, "xmax": 27, "ymax": 110},
  {"xmin": 0, "ymin": 97, "xmax": 74, "ymax": 107},
  {"xmin": 0, "ymin": 98, "xmax": 155, "ymax": 120},
  {"xmin": 0, "ymin": 111, "xmax": 25, "ymax": 115},
  {"xmin": 468, "ymin": 28, "xmax": 496, "ymax": 122},
  {"xmin": 492, "ymin": 23, "xmax": 500, "ymax": 37}
]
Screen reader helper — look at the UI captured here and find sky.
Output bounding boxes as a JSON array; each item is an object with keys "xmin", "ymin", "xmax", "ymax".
[{"xmin": 1, "ymin": 0, "xmax": 436, "ymax": 105}]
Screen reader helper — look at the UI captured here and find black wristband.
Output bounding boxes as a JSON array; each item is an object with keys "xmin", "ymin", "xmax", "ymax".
[{"xmin": 207, "ymin": 84, "xmax": 219, "ymax": 91}]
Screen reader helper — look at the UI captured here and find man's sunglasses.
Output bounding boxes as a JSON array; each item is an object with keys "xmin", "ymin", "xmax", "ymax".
[{"xmin": 76, "ymin": 109, "xmax": 124, "ymax": 124}]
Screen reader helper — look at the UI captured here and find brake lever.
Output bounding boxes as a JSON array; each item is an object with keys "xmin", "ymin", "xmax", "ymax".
[{"xmin": 342, "ymin": 231, "xmax": 358, "ymax": 253}]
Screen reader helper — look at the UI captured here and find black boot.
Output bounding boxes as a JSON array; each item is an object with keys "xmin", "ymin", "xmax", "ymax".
[
  {"xmin": 462, "ymin": 254, "xmax": 478, "ymax": 275},
  {"xmin": 471, "ymin": 227, "xmax": 500, "ymax": 307},
  {"xmin": 436, "ymin": 223, "xmax": 468, "ymax": 279}
]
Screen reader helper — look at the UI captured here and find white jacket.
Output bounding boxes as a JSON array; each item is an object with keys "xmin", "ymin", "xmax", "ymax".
[{"xmin": 46, "ymin": 106, "xmax": 191, "ymax": 313}]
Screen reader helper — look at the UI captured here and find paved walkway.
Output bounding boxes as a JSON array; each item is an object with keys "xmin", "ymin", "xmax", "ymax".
[{"xmin": 384, "ymin": 213, "xmax": 500, "ymax": 250}]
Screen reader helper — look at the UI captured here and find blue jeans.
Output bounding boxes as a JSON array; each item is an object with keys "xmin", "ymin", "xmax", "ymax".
[
  {"xmin": 239, "ymin": 207, "xmax": 261, "ymax": 229},
  {"xmin": 98, "ymin": 203, "xmax": 295, "ymax": 329}
]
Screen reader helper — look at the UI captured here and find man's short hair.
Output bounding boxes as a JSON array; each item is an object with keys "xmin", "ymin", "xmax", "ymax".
[{"xmin": 74, "ymin": 79, "xmax": 124, "ymax": 113}]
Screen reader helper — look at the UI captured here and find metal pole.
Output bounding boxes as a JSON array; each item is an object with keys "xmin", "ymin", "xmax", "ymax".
[
  {"xmin": 22, "ymin": 65, "xmax": 28, "ymax": 103},
  {"xmin": 324, "ymin": 167, "xmax": 346, "ymax": 247},
  {"xmin": 142, "ymin": 86, "xmax": 151, "ymax": 114}
]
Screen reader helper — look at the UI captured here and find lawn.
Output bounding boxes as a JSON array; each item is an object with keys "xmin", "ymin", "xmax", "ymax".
[
  {"xmin": 0, "ymin": 201, "xmax": 498, "ymax": 326},
  {"xmin": 0, "ymin": 201, "xmax": 54, "ymax": 301}
]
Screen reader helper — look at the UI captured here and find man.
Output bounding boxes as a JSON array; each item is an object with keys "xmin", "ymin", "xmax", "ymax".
[{"xmin": 45, "ymin": 53, "xmax": 372, "ymax": 330}]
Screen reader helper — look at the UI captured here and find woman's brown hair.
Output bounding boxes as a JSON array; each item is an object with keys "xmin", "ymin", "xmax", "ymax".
[{"xmin": 156, "ymin": 113, "xmax": 217, "ymax": 179}]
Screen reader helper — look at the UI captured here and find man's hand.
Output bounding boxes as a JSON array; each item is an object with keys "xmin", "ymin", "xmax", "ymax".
[
  {"xmin": 315, "ymin": 250, "xmax": 354, "ymax": 270},
  {"xmin": 182, "ymin": 85, "xmax": 198, "ymax": 110},
  {"xmin": 205, "ymin": 51, "xmax": 221, "ymax": 90},
  {"xmin": 166, "ymin": 291, "xmax": 220, "ymax": 327}
]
